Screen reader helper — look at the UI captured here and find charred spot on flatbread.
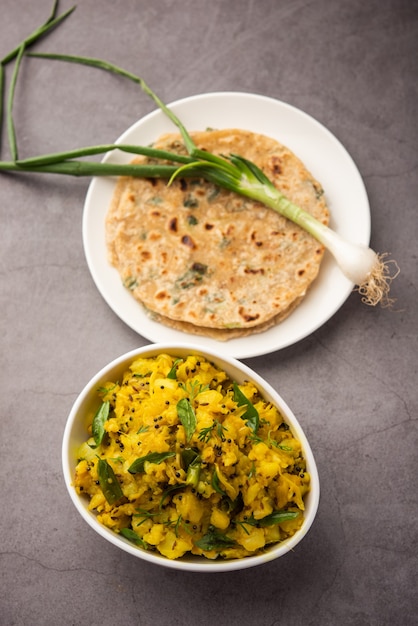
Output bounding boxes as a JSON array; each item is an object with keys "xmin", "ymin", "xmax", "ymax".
[{"xmin": 106, "ymin": 129, "xmax": 329, "ymax": 338}]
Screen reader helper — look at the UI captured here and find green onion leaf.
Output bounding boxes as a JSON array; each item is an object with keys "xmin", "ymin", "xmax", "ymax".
[
  {"xmin": 15, "ymin": 144, "xmax": 193, "ymax": 168},
  {"xmin": 0, "ymin": 159, "xmax": 182, "ymax": 178},
  {"xmin": 97, "ymin": 458, "xmax": 124, "ymax": 505},
  {"xmin": 1, "ymin": 4, "xmax": 76, "ymax": 66},
  {"xmin": 181, "ymin": 447, "xmax": 199, "ymax": 470},
  {"xmin": 229, "ymin": 153, "xmax": 274, "ymax": 186},
  {"xmin": 1, "ymin": 0, "xmax": 75, "ymax": 152},
  {"xmin": 27, "ymin": 51, "xmax": 197, "ymax": 156},
  {"xmin": 185, "ymin": 455, "xmax": 201, "ymax": 488},
  {"xmin": 128, "ymin": 451, "xmax": 175, "ymax": 474},
  {"xmin": 7, "ymin": 43, "xmax": 25, "ymax": 161},
  {"xmin": 0, "ymin": 64, "xmax": 5, "ymax": 153}
]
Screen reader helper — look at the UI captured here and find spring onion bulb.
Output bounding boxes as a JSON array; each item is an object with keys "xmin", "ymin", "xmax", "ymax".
[
  {"xmin": 258, "ymin": 201, "xmax": 398, "ymax": 308},
  {"xmin": 235, "ymin": 164, "xmax": 399, "ymax": 307},
  {"xmin": 169, "ymin": 153, "xmax": 399, "ymax": 307}
]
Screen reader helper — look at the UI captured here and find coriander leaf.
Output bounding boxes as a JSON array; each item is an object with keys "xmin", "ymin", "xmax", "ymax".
[
  {"xmin": 198, "ymin": 419, "xmax": 227, "ymax": 443},
  {"xmin": 177, "ymin": 397, "xmax": 196, "ymax": 442},
  {"xmin": 128, "ymin": 451, "xmax": 175, "ymax": 474},
  {"xmin": 90, "ymin": 401, "xmax": 110, "ymax": 447},
  {"xmin": 233, "ymin": 382, "xmax": 259, "ymax": 432},
  {"xmin": 198, "ymin": 424, "xmax": 213, "ymax": 443},
  {"xmin": 97, "ymin": 458, "xmax": 124, "ymax": 505},
  {"xmin": 179, "ymin": 380, "xmax": 209, "ymax": 402}
]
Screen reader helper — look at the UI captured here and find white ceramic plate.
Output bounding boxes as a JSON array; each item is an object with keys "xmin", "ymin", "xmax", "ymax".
[{"xmin": 83, "ymin": 92, "xmax": 370, "ymax": 359}]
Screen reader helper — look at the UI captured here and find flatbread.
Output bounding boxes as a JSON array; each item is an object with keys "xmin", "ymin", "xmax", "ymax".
[
  {"xmin": 106, "ymin": 129, "xmax": 329, "ymax": 337},
  {"xmin": 144, "ymin": 296, "xmax": 303, "ymax": 341}
]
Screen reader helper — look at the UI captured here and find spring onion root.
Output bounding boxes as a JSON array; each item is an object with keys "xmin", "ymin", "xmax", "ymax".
[
  {"xmin": 356, "ymin": 253, "xmax": 399, "ymax": 308},
  {"xmin": 290, "ymin": 221, "xmax": 399, "ymax": 307}
]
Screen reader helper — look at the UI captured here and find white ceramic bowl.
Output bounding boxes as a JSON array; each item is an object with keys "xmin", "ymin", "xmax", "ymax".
[{"xmin": 62, "ymin": 343, "xmax": 320, "ymax": 572}]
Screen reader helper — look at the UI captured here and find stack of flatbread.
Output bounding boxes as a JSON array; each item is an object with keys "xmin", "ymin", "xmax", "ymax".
[{"xmin": 106, "ymin": 129, "xmax": 329, "ymax": 340}]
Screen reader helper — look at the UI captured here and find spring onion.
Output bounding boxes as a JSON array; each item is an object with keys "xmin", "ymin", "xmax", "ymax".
[
  {"xmin": 0, "ymin": 63, "xmax": 4, "ymax": 149},
  {"xmin": 169, "ymin": 152, "xmax": 399, "ymax": 307},
  {"xmin": 0, "ymin": 1, "xmax": 398, "ymax": 306},
  {"xmin": 7, "ymin": 43, "xmax": 25, "ymax": 161},
  {"xmin": 0, "ymin": 3, "xmax": 75, "ymax": 66},
  {"xmin": 185, "ymin": 456, "xmax": 201, "ymax": 488},
  {"xmin": 0, "ymin": 1, "xmax": 76, "ymax": 148}
]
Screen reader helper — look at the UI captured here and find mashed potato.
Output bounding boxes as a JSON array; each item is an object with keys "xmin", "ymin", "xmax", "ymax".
[{"xmin": 74, "ymin": 353, "xmax": 310, "ymax": 560}]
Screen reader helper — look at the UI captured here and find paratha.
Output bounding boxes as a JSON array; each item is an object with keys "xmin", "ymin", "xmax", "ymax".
[
  {"xmin": 144, "ymin": 296, "xmax": 304, "ymax": 340},
  {"xmin": 106, "ymin": 129, "xmax": 329, "ymax": 338}
]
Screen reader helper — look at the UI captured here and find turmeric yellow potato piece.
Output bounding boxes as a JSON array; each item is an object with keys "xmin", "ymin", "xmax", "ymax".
[
  {"xmin": 256, "ymin": 460, "xmax": 281, "ymax": 484},
  {"xmin": 243, "ymin": 481, "xmax": 261, "ymax": 505},
  {"xmin": 264, "ymin": 524, "xmax": 281, "ymax": 544},
  {"xmin": 143, "ymin": 523, "xmax": 166, "ymax": 546},
  {"xmin": 210, "ymin": 508, "xmax": 230, "ymax": 530},
  {"xmin": 174, "ymin": 491, "xmax": 204, "ymax": 524},
  {"xmin": 251, "ymin": 496, "xmax": 274, "ymax": 520},
  {"xmin": 88, "ymin": 492, "xmax": 106, "ymax": 511},
  {"xmin": 158, "ymin": 530, "xmax": 193, "ymax": 559},
  {"xmin": 237, "ymin": 527, "xmax": 266, "ymax": 552}
]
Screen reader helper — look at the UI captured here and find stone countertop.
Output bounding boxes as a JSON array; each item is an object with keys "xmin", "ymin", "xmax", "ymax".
[{"xmin": 1, "ymin": 1, "xmax": 416, "ymax": 625}]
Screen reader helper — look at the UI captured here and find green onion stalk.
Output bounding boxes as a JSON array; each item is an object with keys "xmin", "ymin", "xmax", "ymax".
[
  {"xmin": 0, "ymin": 1, "xmax": 76, "ymax": 150},
  {"xmin": 0, "ymin": 3, "xmax": 398, "ymax": 306}
]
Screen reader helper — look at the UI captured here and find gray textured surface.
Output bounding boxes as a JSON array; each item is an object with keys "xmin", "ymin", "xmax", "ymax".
[{"xmin": 1, "ymin": 1, "xmax": 417, "ymax": 625}]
